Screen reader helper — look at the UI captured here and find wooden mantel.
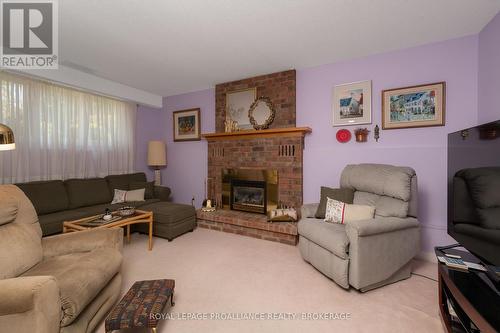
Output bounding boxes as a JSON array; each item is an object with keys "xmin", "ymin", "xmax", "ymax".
[{"xmin": 202, "ymin": 127, "xmax": 312, "ymax": 142}]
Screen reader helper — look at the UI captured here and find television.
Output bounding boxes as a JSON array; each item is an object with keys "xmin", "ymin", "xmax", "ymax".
[{"xmin": 448, "ymin": 120, "xmax": 500, "ymax": 267}]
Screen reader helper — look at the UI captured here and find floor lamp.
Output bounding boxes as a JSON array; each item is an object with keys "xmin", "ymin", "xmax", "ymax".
[
  {"xmin": 148, "ymin": 141, "xmax": 166, "ymax": 186},
  {"xmin": 0, "ymin": 123, "xmax": 15, "ymax": 151}
]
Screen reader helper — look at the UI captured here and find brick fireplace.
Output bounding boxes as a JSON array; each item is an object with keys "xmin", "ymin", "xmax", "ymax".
[
  {"xmin": 197, "ymin": 128, "xmax": 311, "ymax": 245},
  {"xmin": 196, "ymin": 70, "xmax": 310, "ymax": 245}
]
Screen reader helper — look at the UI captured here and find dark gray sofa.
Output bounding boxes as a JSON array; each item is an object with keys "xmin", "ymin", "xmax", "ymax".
[{"xmin": 16, "ymin": 172, "xmax": 196, "ymax": 241}]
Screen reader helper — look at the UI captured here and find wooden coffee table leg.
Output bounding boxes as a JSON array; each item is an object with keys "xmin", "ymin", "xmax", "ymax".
[
  {"xmin": 148, "ymin": 217, "xmax": 153, "ymax": 251},
  {"xmin": 127, "ymin": 225, "xmax": 131, "ymax": 242}
]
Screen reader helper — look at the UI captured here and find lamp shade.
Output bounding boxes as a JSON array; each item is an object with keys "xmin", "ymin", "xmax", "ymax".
[
  {"xmin": 0, "ymin": 123, "xmax": 15, "ymax": 151},
  {"xmin": 147, "ymin": 141, "xmax": 166, "ymax": 166}
]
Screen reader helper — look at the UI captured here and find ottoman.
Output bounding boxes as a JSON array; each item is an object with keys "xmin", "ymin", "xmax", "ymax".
[
  {"xmin": 105, "ymin": 279, "xmax": 175, "ymax": 333},
  {"xmin": 136, "ymin": 202, "xmax": 196, "ymax": 241}
]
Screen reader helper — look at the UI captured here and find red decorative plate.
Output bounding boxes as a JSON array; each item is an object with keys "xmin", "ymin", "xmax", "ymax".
[{"xmin": 336, "ymin": 129, "xmax": 351, "ymax": 143}]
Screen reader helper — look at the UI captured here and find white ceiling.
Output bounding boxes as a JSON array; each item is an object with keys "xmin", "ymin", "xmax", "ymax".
[{"xmin": 60, "ymin": 0, "xmax": 500, "ymax": 97}]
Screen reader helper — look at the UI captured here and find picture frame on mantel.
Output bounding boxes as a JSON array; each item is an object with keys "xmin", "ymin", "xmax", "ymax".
[
  {"xmin": 382, "ymin": 82, "xmax": 446, "ymax": 130},
  {"xmin": 225, "ymin": 87, "xmax": 257, "ymax": 130},
  {"xmin": 173, "ymin": 108, "xmax": 201, "ymax": 142},
  {"xmin": 332, "ymin": 80, "xmax": 372, "ymax": 127}
]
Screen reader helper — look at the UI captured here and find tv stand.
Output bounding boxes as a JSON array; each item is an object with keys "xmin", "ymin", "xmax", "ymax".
[{"xmin": 436, "ymin": 248, "xmax": 500, "ymax": 332}]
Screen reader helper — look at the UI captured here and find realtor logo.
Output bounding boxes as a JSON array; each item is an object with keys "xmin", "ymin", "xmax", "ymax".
[{"xmin": 0, "ymin": 0, "xmax": 58, "ymax": 68}]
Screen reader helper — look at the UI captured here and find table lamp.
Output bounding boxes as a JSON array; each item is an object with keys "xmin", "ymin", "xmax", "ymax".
[
  {"xmin": 148, "ymin": 141, "xmax": 166, "ymax": 186},
  {"xmin": 0, "ymin": 123, "xmax": 15, "ymax": 151}
]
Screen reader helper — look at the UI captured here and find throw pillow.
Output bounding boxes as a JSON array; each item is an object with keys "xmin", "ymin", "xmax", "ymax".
[
  {"xmin": 315, "ymin": 187, "xmax": 354, "ymax": 219},
  {"xmin": 324, "ymin": 198, "xmax": 346, "ymax": 224},
  {"xmin": 111, "ymin": 188, "xmax": 145, "ymax": 204},
  {"xmin": 344, "ymin": 203, "xmax": 375, "ymax": 222},
  {"xmin": 111, "ymin": 189, "xmax": 126, "ymax": 204},
  {"xmin": 130, "ymin": 181, "xmax": 154, "ymax": 199},
  {"xmin": 324, "ymin": 197, "xmax": 375, "ymax": 224}
]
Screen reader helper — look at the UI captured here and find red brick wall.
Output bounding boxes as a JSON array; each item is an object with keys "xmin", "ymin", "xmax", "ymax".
[
  {"xmin": 215, "ymin": 70, "xmax": 296, "ymax": 132},
  {"xmin": 208, "ymin": 136, "xmax": 304, "ymax": 210}
]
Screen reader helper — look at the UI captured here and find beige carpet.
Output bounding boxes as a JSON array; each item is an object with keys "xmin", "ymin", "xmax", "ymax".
[{"xmin": 98, "ymin": 228, "xmax": 444, "ymax": 333}]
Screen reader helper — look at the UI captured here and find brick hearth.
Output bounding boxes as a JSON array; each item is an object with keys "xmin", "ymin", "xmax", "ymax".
[{"xmin": 197, "ymin": 209, "xmax": 298, "ymax": 245}]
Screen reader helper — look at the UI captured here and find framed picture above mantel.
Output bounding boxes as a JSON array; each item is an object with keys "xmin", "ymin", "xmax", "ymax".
[
  {"xmin": 225, "ymin": 88, "xmax": 256, "ymax": 130},
  {"xmin": 382, "ymin": 82, "xmax": 446, "ymax": 130},
  {"xmin": 173, "ymin": 108, "xmax": 201, "ymax": 142}
]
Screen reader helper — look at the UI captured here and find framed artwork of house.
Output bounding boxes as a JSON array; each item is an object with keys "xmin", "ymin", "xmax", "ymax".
[
  {"xmin": 382, "ymin": 82, "xmax": 445, "ymax": 129},
  {"xmin": 332, "ymin": 80, "xmax": 372, "ymax": 127}
]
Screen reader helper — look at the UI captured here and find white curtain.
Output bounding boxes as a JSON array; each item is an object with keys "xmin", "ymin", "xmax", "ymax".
[{"xmin": 0, "ymin": 71, "xmax": 136, "ymax": 184}]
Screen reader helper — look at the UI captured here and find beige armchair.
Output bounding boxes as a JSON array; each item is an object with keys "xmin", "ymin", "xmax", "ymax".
[
  {"xmin": 0, "ymin": 185, "xmax": 123, "ymax": 333},
  {"xmin": 298, "ymin": 164, "xmax": 420, "ymax": 292}
]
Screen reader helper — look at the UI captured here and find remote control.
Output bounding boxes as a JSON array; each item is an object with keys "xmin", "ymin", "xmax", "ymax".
[{"xmin": 445, "ymin": 254, "xmax": 461, "ymax": 259}]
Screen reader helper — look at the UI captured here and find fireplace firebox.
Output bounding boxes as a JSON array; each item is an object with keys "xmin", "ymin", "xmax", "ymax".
[{"xmin": 230, "ymin": 179, "xmax": 267, "ymax": 214}]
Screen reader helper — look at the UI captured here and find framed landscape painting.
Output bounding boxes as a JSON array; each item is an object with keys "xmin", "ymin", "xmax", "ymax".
[
  {"xmin": 332, "ymin": 80, "xmax": 372, "ymax": 127},
  {"xmin": 225, "ymin": 87, "xmax": 257, "ymax": 130},
  {"xmin": 173, "ymin": 108, "xmax": 201, "ymax": 142},
  {"xmin": 382, "ymin": 82, "xmax": 446, "ymax": 129}
]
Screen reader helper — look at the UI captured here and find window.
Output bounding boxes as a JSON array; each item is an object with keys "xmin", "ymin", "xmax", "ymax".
[{"xmin": 0, "ymin": 71, "xmax": 136, "ymax": 183}]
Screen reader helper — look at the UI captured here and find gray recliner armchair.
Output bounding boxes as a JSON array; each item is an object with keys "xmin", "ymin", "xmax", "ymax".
[{"xmin": 298, "ymin": 164, "xmax": 420, "ymax": 292}]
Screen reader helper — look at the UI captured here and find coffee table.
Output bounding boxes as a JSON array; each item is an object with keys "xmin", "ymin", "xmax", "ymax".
[
  {"xmin": 63, "ymin": 209, "xmax": 154, "ymax": 250},
  {"xmin": 105, "ymin": 279, "xmax": 175, "ymax": 333}
]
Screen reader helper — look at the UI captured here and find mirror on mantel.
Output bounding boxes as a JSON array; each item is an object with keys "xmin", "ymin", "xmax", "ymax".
[{"xmin": 248, "ymin": 97, "xmax": 275, "ymax": 130}]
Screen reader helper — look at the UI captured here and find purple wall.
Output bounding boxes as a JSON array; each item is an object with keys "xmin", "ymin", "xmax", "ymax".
[
  {"xmin": 162, "ymin": 89, "xmax": 215, "ymax": 205},
  {"xmin": 135, "ymin": 105, "xmax": 168, "ymax": 181},
  {"xmin": 478, "ymin": 12, "xmax": 500, "ymax": 123},
  {"xmin": 136, "ymin": 35, "xmax": 482, "ymax": 254},
  {"xmin": 297, "ymin": 36, "xmax": 478, "ymax": 254}
]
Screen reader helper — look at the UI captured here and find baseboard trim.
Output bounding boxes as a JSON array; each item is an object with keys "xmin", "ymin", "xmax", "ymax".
[{"xmin": 416, "ymin": 251, "xmax": 437, "ymax": 263}]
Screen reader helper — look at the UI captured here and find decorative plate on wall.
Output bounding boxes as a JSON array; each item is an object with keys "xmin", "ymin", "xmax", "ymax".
[{"xmin": 336, "ymin": 129, "xmax": 351, "ymax": 143}]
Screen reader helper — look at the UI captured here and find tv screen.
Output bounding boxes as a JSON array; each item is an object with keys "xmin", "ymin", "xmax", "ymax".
[{"xmin": 448, "ymin": 120, "xmax": 500, "ymax": 266}]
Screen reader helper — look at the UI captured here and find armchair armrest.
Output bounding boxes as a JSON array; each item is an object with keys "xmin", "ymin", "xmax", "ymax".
[
  {"xmin": 42, "ymin": 228, "xmax": 123, "ymax": 259},
  {"xmin": 301, "ymin": 203, "xmax": 319, "ymax": 219},
  {"xmin": 154, "ymin": 185, "xmax": 171, "ymax": 201},
  {"xmin": 0, "ymin": 276, "xmax": 60, "ymax": 333},
  {"xmin": 346, "ymin": 217, "xmax": 419, "ymax": 237},
  {"xmin": 345, "ymin": 217, "xmax": 420, "ymax": 291}
]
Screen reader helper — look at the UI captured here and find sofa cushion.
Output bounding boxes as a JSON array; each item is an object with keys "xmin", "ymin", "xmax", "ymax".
[
  {"xmin": 22, "ymin": 248, "xmax": 122, "ymax": 326},
  {"xmin": 105, "ymin": 173, "xmax": 147, "ymax": 196},
  {"xmin": 315, "ymin": 187, "xmax": 354, "ymax": 219},
  {"xmin": 0, "ymin": 185, "xmax": 43, "ymax": 279},
  {"xmin": 298, "ymin": 218, "xmax": 349, "ymax": 259},
  {"xmin": 341, "ymin": 164, "xmax": 415, "ymax": 201},
  {"xmin": 131, "ymin": 199, "xmax": 161, "ymax": 208},
  {"xmin": 130, "ymin": 181, "xmax": 154, "ymax": 199},
  {"xmin": 16, "ymin": 180, "xmax": 69, "ymax": 215},
  {"xmin": 38, "ymin": 209, "xmax": 92, "ymax": 236},
  {"xmin": 354, "ymin": 191, "xmax": 409, "ymax": 218},
  {"xmin": 65, "ymin": 178, "xmax": 112, "ymax": 209},
  {"xmin": 140, "ymin": 201, "xmax": 195, "ymax": 224}
]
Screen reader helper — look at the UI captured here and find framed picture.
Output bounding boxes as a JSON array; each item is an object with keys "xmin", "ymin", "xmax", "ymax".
[
  {"xmin": 332, "ymin": 80, "xmax": 372, "ymax": 127},
  {"xmin": 382, "ymin": 82, "xmax": 445, "ymax": 129},
  {"xmin": 225, "ymin": 87, "xmax": 257, "ymax": 130},
  {"xmin": 173, "ymin": 108, "xmax": 201, "ymax": 142}
]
